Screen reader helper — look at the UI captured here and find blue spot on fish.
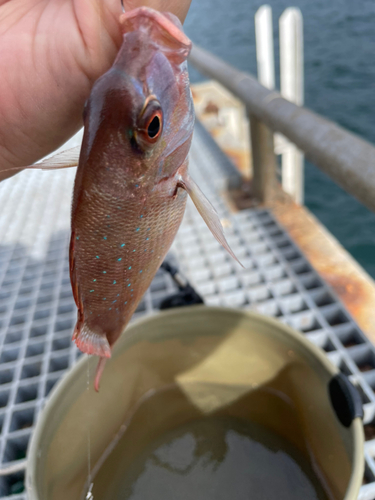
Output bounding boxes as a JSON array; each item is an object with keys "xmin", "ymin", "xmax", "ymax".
[
  {"xmin": 121, "ymin": 243, "xmax": 125, "ymax": 247},
  {"xmin": 96, "ymin": 256, "xmax": 100, "ymax": 259},
  {"xmin": 136, "ymin": 228, "xmax": 140, "ymax": 232},
  {"xmin": 117, "ymin": 293, "xmax": 120, "ymax": 297},
  {"xmin": 146, "ymin": 237, "xmax": 149, "ymax": 241},
  {"xmin": 117, "ymin": 206, "xmax": 121, "ymax": 209},
  {"xmin": 124, "ymin": 301, "xmax": 127, "ymax": 305},
  {"xmin": 140, "ymin": 214, "xmax": 143, "ymax": 218},
  {"xmin": 112, "ymin": 300, "xmax": 117, "ymax": 304},
  {"xmin": 103, "ymin": 236, "xmax": 107, "ymax": 240},
  {"xmin": 128, "ymin": 283, "xmax": 131, "ymax": 287},
  {"xmin": 89, "ymin": 290, "xmax": 94, "ymax": 293},
  {"xmin": 131, "ymin": 289, "xmax": 133, "ymax": 292},
  {"xmin": 107, "ymin": 215, "xmax": 110, "ymax": 218},
  {"xmin": 135, "ymin": 184, "xmax": 139, "ymax": 188},
  {"xmin": 133, "ymin": 249, "xmax": 136, "ymax": 252},
  {"xmin": 103, "ymin": 298, "xmax": 106, "ymax": 300},
  {"xmin": 103, "ymin": 271, "xmax": 106, "ymax": 274},
  {"xmin": 140, "ymin": 270, "xmax": 143, "ymax": 273},
  {"xmin": 128, "ymin": 266, "xmax": 132, "ymax": 270},
  {"xmin": 113, "ymin": 280, "xmax": 116, "ymax": 284},
  {"xmin": 76, "ymin": 236, "xmax": 79, "ymax": 240},
  {"xmin": 93, "ymin": 279, "xmax": 96, "ymax": 282},
  {"xmin": 118, "ymin": 258, "xmax": 122, "ymax": 261},
  {"xmin": 147, "ymin": 228, "xmax": 150, "ymax": 231},
  {"xmin": 109, "ymin": 308, "xmax": 112, "ymax": 310}
]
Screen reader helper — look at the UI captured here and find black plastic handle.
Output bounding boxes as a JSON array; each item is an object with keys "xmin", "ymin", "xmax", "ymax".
[{"xmin": 329, "ymin": 373, "xmax": 363, "ymax": 427}]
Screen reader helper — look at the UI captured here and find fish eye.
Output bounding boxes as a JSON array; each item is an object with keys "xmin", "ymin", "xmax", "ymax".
[
  {"xmin": 145, "ymin": 110, "xmax": 163, "ymax": 142},
  {"xmin": 147, "ymin": 115, "xmax": 161, "ymax": 139},
  {"xmin": 135, "ymin": 98, "xmax": 163, "ymax": 148}
]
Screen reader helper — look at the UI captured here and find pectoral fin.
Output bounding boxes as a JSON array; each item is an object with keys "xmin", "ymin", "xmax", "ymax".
[
  {"xmin": 1, "ymin": 146, "xmax": 80, "ymax": 175},
  {"xmin": 28, "ymin": 146, "xmax": 80, "ymax": 170},
  {"xmin": 179, "ymin": 175, "xmax": 243, "ymax": 267}
]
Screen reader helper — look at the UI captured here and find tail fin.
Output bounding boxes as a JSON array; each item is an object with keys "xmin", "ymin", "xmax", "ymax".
[{"xmin": 72, "ymin": 322, "xmax": 111, "ymax": 358}]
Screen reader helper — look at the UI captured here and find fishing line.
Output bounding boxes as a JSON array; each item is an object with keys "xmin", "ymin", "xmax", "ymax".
[
  {"xmin": 84, "ymin": 2, "xmax": 105, "ymax": 493},
  {"xmin": 86, "ymin": 356, "xmax": 94, "ymax": 500},
  {"xmin": 84, "ymin": 1, "xmax": 107, "ymax": 495}
]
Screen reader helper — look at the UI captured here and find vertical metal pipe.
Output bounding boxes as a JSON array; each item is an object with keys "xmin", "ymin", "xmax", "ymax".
[
  {"xmin": 249, "ymin": 113, "xmax": 276, "ymax": 203},
  {"xmin": 255, "ymin": 5, "xmax": 275, "ymax": 90},
  {"xmin": 279, "ymin": 7, "xmax": 304, "ymax": 204},
  {"xmin": 253, "ymin": 5, "xmax": 277, "ymax": 203}
]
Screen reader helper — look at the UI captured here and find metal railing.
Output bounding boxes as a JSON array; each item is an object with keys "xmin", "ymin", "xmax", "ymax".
[{"xmin": 189, "ymin": 44, "xmax": 375, "ymax": 212}]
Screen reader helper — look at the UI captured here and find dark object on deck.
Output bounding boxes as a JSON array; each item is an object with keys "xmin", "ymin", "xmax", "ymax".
[{"xmin": 160, "ymin": 261, "xmax": 204, "ymax": 309}]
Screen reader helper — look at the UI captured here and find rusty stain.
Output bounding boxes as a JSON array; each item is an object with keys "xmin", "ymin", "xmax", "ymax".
[
  {"xmin": 270, "ymin": 196, "xmax": 375, "ymax": 341},
  {"xmin": 224, "ymin": 148, "xmax": 251, "ymax": 178},
  {"xmin": 191, "ymin": 81, "xmax": 252, "ymax": 178},
  {"xmin": 204, "ymin": 101, "xmax": 220, "ymax": 114}
]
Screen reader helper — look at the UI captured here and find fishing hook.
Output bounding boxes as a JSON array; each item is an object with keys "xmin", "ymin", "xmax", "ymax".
[{"xmin": 121, "ymin": 0, "xmax": 125, "ymax": 13}]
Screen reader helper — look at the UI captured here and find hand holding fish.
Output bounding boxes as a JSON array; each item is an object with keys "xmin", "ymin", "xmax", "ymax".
[{"xmin": 0, "ymin": 0, "xmax": 191, "ymax": 181}]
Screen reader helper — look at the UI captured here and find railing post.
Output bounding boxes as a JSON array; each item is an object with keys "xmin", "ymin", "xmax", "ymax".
[
  {"xmin": 253, "ymin": 5, "xmax": 277, "ymax": 204},
  {"xmin": 279, "ymin": 7, "xmax": 304, "ymax": 204},
  {"xmin": 249, "ymin": 113, "xmax": 276, "ymax": 203},
  {"xmin": 255, "ymin": 5, "xmax": 275, "ymax": 90}
]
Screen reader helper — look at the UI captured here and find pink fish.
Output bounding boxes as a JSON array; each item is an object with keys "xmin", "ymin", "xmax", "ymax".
[{"xmin": 23, "ymin": 7, "xmax": 239, "ymax": 390}]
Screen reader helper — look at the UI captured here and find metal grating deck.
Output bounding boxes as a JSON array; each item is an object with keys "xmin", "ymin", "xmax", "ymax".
[{"xmin": 0, "ymin": 123, "xmax": 374, "ymax": 499}]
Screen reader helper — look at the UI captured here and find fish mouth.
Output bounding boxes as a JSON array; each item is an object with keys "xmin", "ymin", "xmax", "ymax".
[{"xmin": 120, "ymin": 7, "xmax": 192, "ymax": 65}]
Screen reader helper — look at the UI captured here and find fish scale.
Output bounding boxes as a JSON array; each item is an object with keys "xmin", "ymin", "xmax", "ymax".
[{"xmin": 73, "ymin": 185, "xmax": 187, "ymax": 345}]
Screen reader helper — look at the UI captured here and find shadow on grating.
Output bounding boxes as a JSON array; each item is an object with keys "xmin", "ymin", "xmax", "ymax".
[
  {"xmin": 3, "ymin": 434, "xmax": 29, "ymax": 463},
  {"xmin": 10, "ymin": 408, "xmax": 35, "ymax": 433},
  {"xmin": 0, "ymin": 471, "xmax": 25, "ymax": 496},
  {"xmin": 15, "ymin": 384, "xmax": 38, "ymax": 404}
]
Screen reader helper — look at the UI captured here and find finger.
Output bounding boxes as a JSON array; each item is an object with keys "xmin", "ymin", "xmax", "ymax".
[{"xmin": 122, "ymin": 0, "xmax": 192, "ymax": 22}]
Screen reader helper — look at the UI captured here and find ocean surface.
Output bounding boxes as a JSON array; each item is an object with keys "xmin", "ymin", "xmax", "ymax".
[{"xmin": 184, "ymin": 0, "xmax": 375, "ymax": 278}]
